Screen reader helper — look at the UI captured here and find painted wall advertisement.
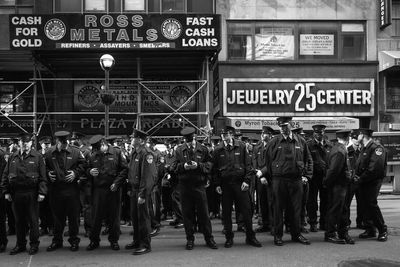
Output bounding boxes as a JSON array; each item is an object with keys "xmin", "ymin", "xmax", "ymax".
[
  {"xmin": 9, "ymin": 14, "xmax": 220, "ymax": 50},
  {"xmin": 300, "ymin": 34, "xmax": 334, "ymax": 55},
  {"xmin": 74, "ymin": 80, "xmax": 197, "ymax": 113},
  {"xmin": 255, "ymin": 27, "xmax": 294, "ymax": 60},
  {"xmin": 222, "ymin": 78, "xmax": 374, "ymax": 117}
]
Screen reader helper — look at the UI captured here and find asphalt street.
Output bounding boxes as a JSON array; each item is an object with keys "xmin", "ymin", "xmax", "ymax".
[{"xmin": 1, "ymin": 195, "xmax": 400, "ymax": 267}]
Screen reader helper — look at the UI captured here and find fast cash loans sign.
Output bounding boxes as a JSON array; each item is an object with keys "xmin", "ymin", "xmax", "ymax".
[
  {"xmin": 9, "ymin": 14, "xmax": 220, "ymax": 50},
  {"xmin": 222, "ymin": 78, "xmax": 374, "ymax": 117}
]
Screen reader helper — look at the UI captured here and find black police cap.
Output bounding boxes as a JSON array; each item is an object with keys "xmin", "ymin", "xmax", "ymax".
[
  {"xmin": 71, "ymin": 131, "xmax": 85, "ymax": 140},
  {"xmin": 19, "ymin": 133, "xmax": 33, "ymax": 142},
  {"xmin": 336, "ymin": 130, "xmax": 351, "ymax": 139},
  {"xmin": 89, "ymin": 135, "xmax": 104, "ymax": 145},
  {"xmin": 350, "ymin": 130, "xmax": 360, "ymax": 139},
  {"xmin": 220, "ymin": 126, "xmax": 235, "ymax": 134},
  {"xmin": 234, "ymin": 130, "xmax": 243, "ymax": 137},
  {"xmin": 292, "ymin": 127, "xmax": 304, "ymax": 135},
  {"xmin": 54, "ymin": 131, "xmax": 70, "ymax": 140},
  {"xmin": 39, "ymin": 136, "xmax": 52, "ymax": 144},
  {"xmin": 359, "ymin": 128, "xmax": 374, "ymax": 137},
  {"xmin": 312, "ymin": 124, "xmax": 326, "ymax": 133},
  {"xmin": 276, "ymin": 117, "xmax": 292, "ymax": 126},
  {"xmin": 130, "ymin": 129, "xmax": 148, "ymax": 140},
  {"xmin": 180, "ymin": 126, "xmax": 196, "ymax": 137},
  {"xmin": 261, "ymin": 126, "xmax": 274, "ymax": 134},
  {"xmin": 210, "ymin": 135, "xmax": 221, "ymax": 141}
]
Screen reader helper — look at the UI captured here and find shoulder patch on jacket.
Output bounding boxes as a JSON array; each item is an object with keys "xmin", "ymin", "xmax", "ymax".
[
  {"xmin": 146, "ymin": 154, "xmax": 154, "ymax": 164},
  {"xmin": 375, "ymin": 147, "xmax": 383, "ymax": 156}
]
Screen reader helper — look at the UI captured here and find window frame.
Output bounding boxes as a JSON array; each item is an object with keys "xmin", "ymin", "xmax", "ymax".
[
  {"xmin": 226, "ymin": 20, "xmax": 367, "ymax": 62},
  {"xmin": 392, "ymin": 0, "xmax": 400, "ymax": 37},
  {"xmin": 161, "ymin": 0, "xmax": 186, "ymax": 13},
  {"xmin": 123, "ymin": 0, "xmax": 146, "ymax": 12}
]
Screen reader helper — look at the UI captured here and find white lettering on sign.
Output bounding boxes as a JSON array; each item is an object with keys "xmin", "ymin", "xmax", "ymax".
[
  {"xmin": 11, "ymin": 16, "xmax": 41, "ymax": 25},
  {"xmin": 227, "ymin": 82, "xmax": 372, "ymax": 112}
]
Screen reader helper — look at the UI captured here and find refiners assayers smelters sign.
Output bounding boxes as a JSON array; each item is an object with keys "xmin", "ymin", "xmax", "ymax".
[
  {"xmin": 222, "ymin": 78, "xmax": 374, "ymax": 117},
  {"xmin": 9, "ymin": 14, "xmax": 220, "ymax": 50}
]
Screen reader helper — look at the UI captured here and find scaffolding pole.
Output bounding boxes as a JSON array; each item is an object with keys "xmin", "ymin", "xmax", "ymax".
[{"xmin": 137, "ymin": 57, "xmax": 141, "ymax": 131}]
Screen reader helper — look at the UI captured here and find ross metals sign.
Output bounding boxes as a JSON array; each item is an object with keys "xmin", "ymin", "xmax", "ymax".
[
  {"xmin": 222, "ymin": 78, "xmax": 374, "ymax": 117},
  {"xmin": 9, "ymin": 14, "xmax": 221, "ymax": 50}
]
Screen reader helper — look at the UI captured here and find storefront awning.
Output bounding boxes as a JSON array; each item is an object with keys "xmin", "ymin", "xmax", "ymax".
[
  {"xmin": 226, "ymin": 117, "xmax": 359, "ymax": 131},
  {"xmin": 379, "ymin": 51, "xmax": 400, "ymax": 72}
]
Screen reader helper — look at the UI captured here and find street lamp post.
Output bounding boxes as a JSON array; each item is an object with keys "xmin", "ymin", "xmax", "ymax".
[{"xmin": 99, "ymin": 54, "xmax": 115, "ymax": 137}]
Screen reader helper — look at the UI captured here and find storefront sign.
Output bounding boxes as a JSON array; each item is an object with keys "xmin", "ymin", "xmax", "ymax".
[
  {"xmin": 227, "ymin": 117, "xmax": 359, "ymax": 131},
  {"xmin": 255, "ymin": 34, "xmax": 294, "ymax": 60},
  {"xmin": 74, "ymin": 80, "xmax": 197, "ymax": 113},
  {"xmin": 300, "ymin": 34, "xmax": 334, "ymax": 55},
  {"xmin": 373, "ymin": 132, "xmax": 400, "ymax": 164},
  {"xmin": 222, "ymin": 78, "xmax": 374, "ymax": 116},
  {"xmin": 9, "ymin": 14, "xmax": 221, "ymax": 50},
  {"xmin": 380, "ymin": 0, "xmax": 392, "ymax": 29}
]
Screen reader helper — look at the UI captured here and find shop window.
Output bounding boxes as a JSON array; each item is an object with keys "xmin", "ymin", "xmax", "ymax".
[
  {"xmin": 298, "ymin": 22, "xmax": 338, "ymax": 60},
  {"xmin": 187, "ymin": 0, "xmax": 213, "ymax": 13},
  {"xmin": 0, "ymin": 85, "xmax": 14, "ymax": 113},
  {"xmin": 227, "ymin": 21, "xmax": 366, "ymax": 62},
  {"xmin": 386, "ymin": 77, "xmax": 400, "ymax": 110},
  {"xmin": 392, "ymin": 0, "xmax": 400, "ymax": 36},
  {"xmin": 124, "ymin": 0, "xmax": 145, "ymax": 11},
  {"xmin": 227, "ymin": 22, "xmax": 252, "ymax": 60},
  {"xmin": 85, "ymin": 0, "xmax": 106, "ymax": 12},
  {"xmin": 162, "ymin": 0, "xmax": 185, "ymax": 12},
  {"xmin": 0, "ymin": 0, "xmax": 33, "ymax": 14},
  {"xmin": 254, "ymin": 22, "xmax": 295, "ymax": 60},
  {"xmin": 54, "ymin": 0, "xmax": 81, "ymax": 12}
]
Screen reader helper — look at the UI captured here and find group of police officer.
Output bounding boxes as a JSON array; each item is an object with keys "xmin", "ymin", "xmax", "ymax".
[{"xmin": 0, "ymin": 116, "xmax": 388, "ymax": 256}]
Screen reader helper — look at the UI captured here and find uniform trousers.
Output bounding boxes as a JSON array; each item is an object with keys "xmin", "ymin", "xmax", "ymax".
[
  {"xmin": 50, "ymin": 188, "xmax": 81, "ymax": 245},
  {"xmin": 325, "ymin": 184, "xmax": 348, "ymax": 236},
  {"xmin": 0, "ymin": 195, "xmax": 7, "ymax": 245},
  {"xmin": 12, "ymin": 190, "xmax": 40, "ymax": 247},
  {"xmin": 89, "ymin": 187, "xmax": 121, "ymax": 243},
  {"xmin": 221, "ymin": 182, "xmax": 255, "ymax": 239},
  {"xmin": 179, "ymin": 184, "xmax": 213, "ymax": 241},
  {"xmin": 130, "ymin": 191, "xmax": 151, "ymax": 249},
  {"xmin": 359, "ymin": 180, "xmax": 387, "ymax": 233},
  {"xmin": 272, "ymin": 178, "xmax": 303, "ymax": 238}
]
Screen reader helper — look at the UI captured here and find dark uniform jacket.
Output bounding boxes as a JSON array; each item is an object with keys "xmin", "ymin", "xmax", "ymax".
[
  {"xmin": 262, "ymin": 133, "xmax": 313, "ymax": 180},
  {"xmin": 171, "ymin": 142, "xmax": 212, "ymax": 187},
  {"xmin": 253, "ymin": 140, "xmax": 267, "ymax": 171},
  {"xmin": 307, "ymin": 139, "xmax": 331, "ymax": 178},
  {"xmin": 44, "ymin": 145, "xmax": 86, "ymax": 190},
  {"xmin": 212, "ymin": 139, "xmax": 253, "ymax": 186},
  {"xmin": 355, "ymin": 140, "xmax": 387, "ymax": 184},
  {"xmin": 347, "ymin": 145, "xmax": 361, "ymax": 174},
  {"xmin": 0, "ymin": 149, "xmax": 6, "ymax": 181},
  {"xmin": 127, "ymin": 145, "xmax": 157, "ymax": 199},
  {"xmin": 87, "ymin": 146, "xmax": 128, "ymax": 188},
  {"xmin": 324, "ymin": 142, "xmax": 351, "ymax": 187},
  {"xmin": 1, "ymin": 149, "xmax": 47, "ymax": 195}
]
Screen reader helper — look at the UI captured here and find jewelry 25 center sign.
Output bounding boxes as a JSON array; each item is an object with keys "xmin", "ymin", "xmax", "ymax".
[{"xmin": 222, "ymin": 78, "xmax": 374, "ymax": 117}]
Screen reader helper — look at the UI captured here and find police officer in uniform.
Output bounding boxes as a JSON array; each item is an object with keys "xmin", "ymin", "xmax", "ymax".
[
  {"xmin": 292, "ymin": 127, "xmax": 309, "ymax": 234},
  {"xmin": 257, "ymin": 117, "xmax": 313, "ymax": 246},
  {"xmin": 0, "ymin": 143, "xmax": 8, "ymax": 252},
  {"xmin": 213, "ymin": 126, "xmax": 261, "ymax": 248},
  {"xmin": 354, "ymin": 128, "xmax": 388, "ymax": 242},
  {"xmin": 171, "ymin": 127, "xmax": 217, "ymax": 250},
  {"xmin": 70, "ymin": 132, "xmax": 92, "ymax": 237},
  {"xmin": 307, "ymin": 125, "xmax": 331, "ymax": 232},
  {"xmin": 323, "ymin": 130, "xmax": 355, "ymax": 245},
  {"xmin": 345, "ymin": 130, "xmax": 363, "ymax": 229},
  {"xmin": 86, "ymin": 135, "xmax": 128, "ymax": 251},
  {"xmin": 38, "ymin": 136, "xmax": 54, "ymax": 237},
  {"xmin": 1, "ymin": 133, "xmax": 47, "ymax": 255},
  {"xmin": 125, "ymin": 129, "xmax": 157, "ymax": 255},
  {"xmin": 45, "ymin": 131, "xmax": 86, "ymax": 252},
  {"xmin": 253, "ymin": 126, "xmax": 274, "ymax": 233}
]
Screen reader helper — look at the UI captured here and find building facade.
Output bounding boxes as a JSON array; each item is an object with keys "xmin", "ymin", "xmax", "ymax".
[
  {"xmin": 0, "ymin": 0, "xmax": 220, "ymax": 142},
  {"xmin": 213, "ymin": 0, "xmax": 378, "ymax": 140}
]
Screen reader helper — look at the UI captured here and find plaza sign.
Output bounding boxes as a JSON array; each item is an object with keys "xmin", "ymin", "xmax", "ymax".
[
  {"xmin": 9, "ymin": 14, "xmax": 221, "ymax": 50},
  {"xmin": 222, "ymin": 78, "xmax": 374, "ymax": 117}
]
